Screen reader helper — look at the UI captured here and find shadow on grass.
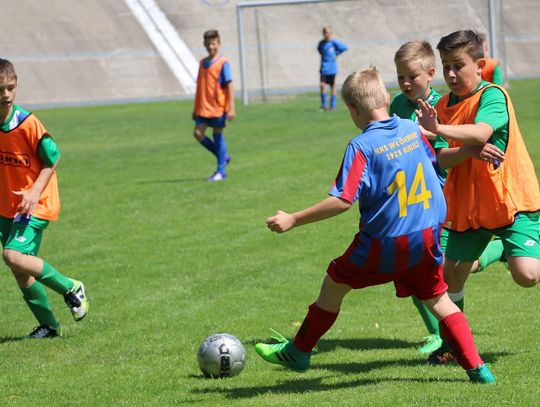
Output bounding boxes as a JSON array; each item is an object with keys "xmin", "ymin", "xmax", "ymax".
[
  {"xmin": 190, "ymin": 372, "xmax": 463, "ymax": 400},
  {"xmin": 136, "ymin": 178, "xmax": 204, "ymax": 184},
  {"xmin": 0, "ymin": 336, "xmax": 25, "ymax": 344},
  {"xmin": 245, "ymin": 336, "xmax": 416, "ymax": 352}
]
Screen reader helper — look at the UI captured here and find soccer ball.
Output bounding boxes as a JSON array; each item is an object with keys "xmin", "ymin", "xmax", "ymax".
[{"xmin": 197, "ymin": 333, "xmax": 246, "ymax": 378}]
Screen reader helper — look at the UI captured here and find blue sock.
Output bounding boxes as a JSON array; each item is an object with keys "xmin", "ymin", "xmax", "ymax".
[
  {"xmin": 330, "ymin": 95, "xmax": 337, "ymax": 109},
  {"xmin": 200, "ymin": 136, "xmax": 217, "ymax": 156},
  {"xmin": 213, "ymin": 133, "xmax": 227, "ymax": 175},
  {"xmin": 320, "ymin": 93, "xmax": 327, "ymax": 109}
]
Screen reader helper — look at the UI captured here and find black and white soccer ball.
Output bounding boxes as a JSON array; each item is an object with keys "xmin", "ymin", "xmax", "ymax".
[{"xmin": 197, "ymin": 333, "xmax": 246, "ymax": 378}]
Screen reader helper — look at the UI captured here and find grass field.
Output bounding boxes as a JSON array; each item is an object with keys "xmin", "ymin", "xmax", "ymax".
[{"xmin": 0, "ymin": 79, "xmax": 539, "ymax": 406}]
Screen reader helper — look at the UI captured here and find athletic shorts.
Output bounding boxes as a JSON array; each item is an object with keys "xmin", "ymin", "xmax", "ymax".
[
  {"xmin": 440, "ymin": 227, "xmax": 449, "ymax": 253},
  {"xmin": 327, "ymin": 226, "xmax": 448, "ymax": 300},
  {"xmin": 445, "ymin": 211, "xmax": 540, "ymax": 262},
  {"xmin": 194, "ymin": 113, "xmax": 227, "ymax": 129},
  {"xmin": 320, "ymin": 74, "xmax": 336, "ymax": 86},
  {"xmin": 0, "ymin": 215, "xmax": 49, "ymax": 256}
]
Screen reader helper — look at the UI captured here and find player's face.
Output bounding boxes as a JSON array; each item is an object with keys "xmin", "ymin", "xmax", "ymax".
[
  {"xmin": 204, "ymin": 38, "xmax": 220, "ymax": 59},
  {"xmin": 0, "ymin": 75, "xmax": 17, "ymax": 119},
  {"xmin": 323, "ymin": 28, "xmax": 332, "ymax": 41},
  {"xmin": 395, "ymin": 60, "xmax": 434, "ymax": 103},
  {"xmin": 440, "ymin": 48, "xmax": 483, "ymax": 99}
]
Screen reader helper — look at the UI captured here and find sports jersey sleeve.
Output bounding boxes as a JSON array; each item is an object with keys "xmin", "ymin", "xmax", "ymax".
[
  {"xmin": 219, "ymin": 61, "xmax": 232, "ymax": 87},
  {"xmin": 333, "ymin": 39, "xmax": 348, "ymax": 55},
  {"xmin": 329, "ymin": 143, "xmax": 367, "ymax": 204},
  {"xmin": 317, "ymin": 41, "xmax": 324, "ymax": 55},
  {"xmin": 492, "ymin": 65, "xmax": 504, "ymax": 85},
  {"xmin": 38, "ymin": 135, "xmax": 61, "ymax": 166},
  {"xmin": 475, "ymin": 86, "xmax": 508, "ymax": 130}
]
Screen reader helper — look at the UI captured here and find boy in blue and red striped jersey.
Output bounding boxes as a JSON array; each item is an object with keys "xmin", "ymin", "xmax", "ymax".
[
  {"xmin": 193, "ymin": 29, "xmax": 235, "ymax": 182},
  {"xmin": 255, "ymin": 67, "xmax": 495, "ymax": 384}
]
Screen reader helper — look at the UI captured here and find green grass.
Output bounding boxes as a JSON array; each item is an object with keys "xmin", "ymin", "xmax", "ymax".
[{"xmin": 0, "ymin": 79, "xmax": 539, "ymax": 406}]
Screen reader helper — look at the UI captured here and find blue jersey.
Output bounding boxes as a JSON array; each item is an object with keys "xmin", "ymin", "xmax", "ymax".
[
  {"xmin": 329, "ymin": 115, "xmax": 446, "ymax": 238},
  {"xmin": 318, "ymin": 39, "xmax": 348, "ymax": 75}
]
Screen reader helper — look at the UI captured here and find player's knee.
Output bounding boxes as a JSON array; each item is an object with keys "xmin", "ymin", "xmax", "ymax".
[
  {"xmin": 3, "ymin": 249, "xmax": 24, "ymax": 269},
  {"xmin": 511, "ymin": 268, "xmax": 539, "ymax": 287},
  {"xmin": 193, "ymin": 128, "xmax": 204, "ymax": 141}
]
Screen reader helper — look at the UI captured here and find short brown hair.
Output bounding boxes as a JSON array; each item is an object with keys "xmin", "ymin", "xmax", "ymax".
[
  {"xmin": 0, "ymin": 58, "xmax": 17, "ymax": 81},
  {"xmin": 341, "ymin": 67, "xmax": 388, "ymax": 113},
  {"xmin": 394, "ymin": 41, "xmax": 436, "ymax": 72},
  {"xmin": 437, "ymin": 30, "xmax": 484, "ymax": 61},
  {"xmin": 203, "ymin": 30, "xmax": 220, "ymax": 42}
]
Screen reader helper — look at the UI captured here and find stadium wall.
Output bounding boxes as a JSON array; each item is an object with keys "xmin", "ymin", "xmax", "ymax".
[{"xmin": 1, "ymin": 0, "xmax": 538, "ymax": 107}]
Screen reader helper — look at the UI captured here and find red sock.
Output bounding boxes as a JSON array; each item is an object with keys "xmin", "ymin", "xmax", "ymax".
[
  {"xmin": 293, "ymin": 303, "xmax": 339, "ymax": 352},
  {"xmin": 439, "ymin": 312, "xmax": 483, "ymax": 370}
]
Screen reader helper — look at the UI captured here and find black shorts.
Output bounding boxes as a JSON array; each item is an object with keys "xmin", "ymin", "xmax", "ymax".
[{"xmin": 320, "ymin": 74, "xmax": 336, "ymax": 86}]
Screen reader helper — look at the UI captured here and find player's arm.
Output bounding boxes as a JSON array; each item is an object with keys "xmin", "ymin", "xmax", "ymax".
[
  {"xmin": 13, "ymin": 136, "xmax": 60, "ymax": 217},
  {"xmin": 221, "ymin": 61, "xmax": 235, "ymax": 120},
  {"xmin": 225, "ymin": 81, "xmax": 235, "ymax": 120},
  {"xmin": 334, "ymin": 39, "xmax": 348, "ymax": 55},
  {"xmin": 416, "ymin": 99, "xmax": 493, "ymax": 145},
  {"xmin": 266, "ymin": 196, "xmax": 352, "ymax": 233},
  {"xmin": 436, "ymin": 143, "xmax": 505, "ymax": 169}
]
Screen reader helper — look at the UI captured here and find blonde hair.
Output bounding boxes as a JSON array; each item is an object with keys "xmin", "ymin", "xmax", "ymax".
[
  {"xmin": 341, "ymin": 67, "xmax": 388, "ymax": 112},
  {"xmin": 394, "ymin": 41, "xmax": 435, "ymax": 72}
]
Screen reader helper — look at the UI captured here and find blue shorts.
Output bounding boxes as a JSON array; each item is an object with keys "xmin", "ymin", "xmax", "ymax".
[{"xmin": 194, "ymin": 113, "xmax": 227, "ymax": 129}]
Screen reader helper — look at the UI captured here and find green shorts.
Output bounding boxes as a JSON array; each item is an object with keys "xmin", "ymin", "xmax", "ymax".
[
  {"xmin": 445, "ymin": 211, "xmax": 540, "ymax": 262},
  {"xmin": 440, "ymin": 227, "xmax": 449, "ymax": 253},
  {"xmin": 0, "ymin": 215, "xmax": 49, "ymax": 256}
]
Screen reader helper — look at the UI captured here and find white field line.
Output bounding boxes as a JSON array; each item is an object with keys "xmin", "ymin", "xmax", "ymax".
[{"xmin": 125, "ymin": 0, "xmax": 198, "ymax": 94}]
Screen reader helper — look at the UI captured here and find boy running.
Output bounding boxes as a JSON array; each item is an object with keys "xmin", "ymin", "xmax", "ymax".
[
  {"xmin": 0, "ymin": 59, "xmax": 89, "ymax": 338},
  {"xmin": 417, "ymin": 29, "xmax": 539, "ymax": 361},
  {"xmin": 255, "ymin": 67, "xmax": 495, "ymax": 384},
  {"xmin": 390, "ymin": 40, "xmax": 505, "ymax": 355}
]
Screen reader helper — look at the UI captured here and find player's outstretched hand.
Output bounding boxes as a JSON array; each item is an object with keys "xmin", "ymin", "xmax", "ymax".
[
  {"xmin": 266, "ymin": 210, "xmax": 295, "ymax": 233},
  {"xmin": 416, "ymin": 99, "xmax": 438, "ymax": 135},
  {"xmin": 13, "ymin": 188, "xmax": 40, "ymax": 218}
]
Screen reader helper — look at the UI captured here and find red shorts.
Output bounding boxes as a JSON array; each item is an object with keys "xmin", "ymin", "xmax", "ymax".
[{"xmin": 327, "ymin": 227, "xmax": 447, "ymax": 300}]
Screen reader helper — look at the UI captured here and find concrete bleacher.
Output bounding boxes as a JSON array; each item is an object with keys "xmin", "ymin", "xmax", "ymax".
[
  {"xmin": 1, "ymin": 0, "xmax": 184, "ymax": 108},
  {"xmin": 1, "ymin": 0, "xmax": 539, "ymax": 107}
]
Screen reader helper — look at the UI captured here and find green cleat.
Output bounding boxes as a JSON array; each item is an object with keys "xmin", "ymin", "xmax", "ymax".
[
  {"xmin": 64, "ymin": 279, "xmax": 89, "ymax": 321},
  {"xmin": 467, "ymin": 363, "xmax": 496, "ymax": 384},
  {"xmin": 255, "ymin": 340, "xmax": 311, "ymax": 372},
  {"xmin": 418, "ymin": 334, "xmax": 443, "ymax": 354}
]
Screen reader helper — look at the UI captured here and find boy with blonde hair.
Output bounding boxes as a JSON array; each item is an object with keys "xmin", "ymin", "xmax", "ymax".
[
  {"xmin": 193, "ymin": 29, "xmax": 235, "ymax": 182},
  {"xmin": 0, "ymin": 59, "xmax": 88, "ymax": 338},
  {"xmin": 255, "ymin": 67, "xmax": 495, "ymax": 383},
  {"xmin": 391, "ymin": 40, "xmax": 505, "ymax": 355},
  {"xmin": 418, "ymin": 29, "xmax": 539, "ymax": 363}
]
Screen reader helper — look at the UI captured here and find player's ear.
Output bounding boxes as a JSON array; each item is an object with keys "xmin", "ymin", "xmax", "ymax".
[
  {"xmin": 477, "ymin": 58, "xmax": 486, "ymax": 75},
  {"xmin": 427, "ymin": 67, "xmax": 435, "ymax": 81}
]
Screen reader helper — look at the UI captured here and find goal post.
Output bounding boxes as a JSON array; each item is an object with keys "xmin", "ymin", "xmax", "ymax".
[{"xmin": 236, "ymin": 0, "xmax": 506, "ymax": 105}]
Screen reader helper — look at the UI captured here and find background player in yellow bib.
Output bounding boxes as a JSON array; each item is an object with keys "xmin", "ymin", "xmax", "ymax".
[{"xmin": 0, "ymin": 59, "xmax": 89, "ymax": 338}]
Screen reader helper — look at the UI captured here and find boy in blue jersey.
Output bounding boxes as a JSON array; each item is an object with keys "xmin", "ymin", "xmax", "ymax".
[
  {"xmin": 255, "ymin": 67, "xmax": 495, "ymax": 384},
  {"xmin": 317, "ymin": 26, "xmax": 347, "ymax": 111},
  {"xmin": 390, "ymin": 41, "xmax": 505, "ymax": 356}
]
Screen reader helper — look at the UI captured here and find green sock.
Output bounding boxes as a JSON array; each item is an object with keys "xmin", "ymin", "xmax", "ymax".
[
  {"xmin": 412, "ymin": 296, "xmax": 439, "ymax": 335},
  {"xmin": 21, "ymin": 281, "xmax": 59, "ymax": 329},
  {"xmin": 36, "ymin": 261, "xmax": 74, "ymax": 295},
  {"xmin": 476, "ymin": 239, "xmax": 505, "ymax": 273}
]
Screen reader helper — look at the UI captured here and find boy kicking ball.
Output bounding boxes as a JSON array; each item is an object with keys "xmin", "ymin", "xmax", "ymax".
[{"xmin": 255, "ymin": 67, "xmax": 495, "ymax": 384}]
